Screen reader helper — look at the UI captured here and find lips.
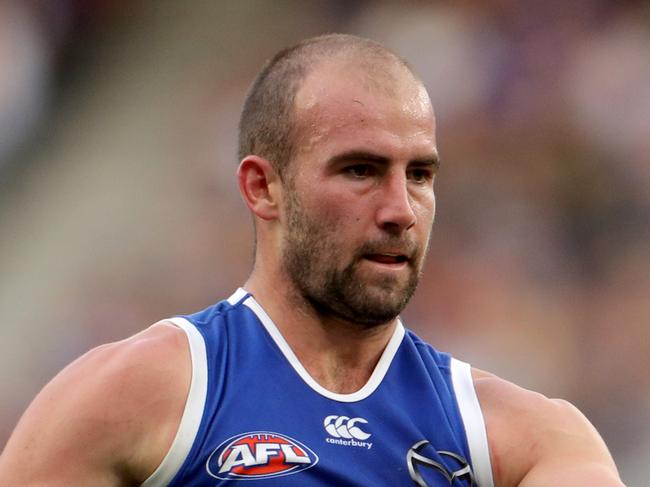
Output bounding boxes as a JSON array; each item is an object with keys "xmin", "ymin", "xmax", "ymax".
[{"xmin": 364, "ymin": 253, "xmax": 409, "ymax": 264}]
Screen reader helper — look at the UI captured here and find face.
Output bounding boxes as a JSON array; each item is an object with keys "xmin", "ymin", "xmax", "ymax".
[{"xmin": 280, "ymin": 61, "xmax": 438, "ymax": 327}]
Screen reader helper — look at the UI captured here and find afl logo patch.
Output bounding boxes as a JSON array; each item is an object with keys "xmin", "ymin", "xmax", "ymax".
[{"xmin": 206, "ymin": 431, "xmax": 319, "ymax": 480}]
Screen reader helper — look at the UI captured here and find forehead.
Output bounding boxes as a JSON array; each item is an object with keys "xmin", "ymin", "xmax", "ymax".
[{"xmin": 293, "ymin": 60, "xmax": 436, "ymax": 159}]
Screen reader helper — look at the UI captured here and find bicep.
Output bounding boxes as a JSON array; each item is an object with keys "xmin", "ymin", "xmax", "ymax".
[
  {"xmin": 0, "ymin": 323, "xmax": 191, "ymax": 487},
  {"xmin": 517, "ymin": 400, "xmax": 624, "ymax": 486},
  {"xmin": 474, "ymin": 375, "xmax": 623, "ymax": 487},
  {"xmin": 519, "ymin": 462, "xmax": 625, "ymax": 486},
  {"xmin": 0, "ymin": 347, "xmax": 130, "ymax": 486},
  {"xmin": 533, "ymin": 399, "xmax": 621, "ymax": 473}
]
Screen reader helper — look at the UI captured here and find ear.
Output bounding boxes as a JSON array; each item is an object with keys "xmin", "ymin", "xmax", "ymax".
[{"xmin": 237, "ymin": 155, "xmax": 281, "ymax": 221}]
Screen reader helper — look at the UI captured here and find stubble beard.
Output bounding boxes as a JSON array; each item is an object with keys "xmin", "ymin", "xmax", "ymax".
[{"xmin": 281, "ymin": 191, "xmax": 424, "ymax": 328}]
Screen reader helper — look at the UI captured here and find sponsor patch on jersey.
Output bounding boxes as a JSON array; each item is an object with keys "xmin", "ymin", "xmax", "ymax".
[
  {"xmin": 406, "ymin": 440, "xmax": 476, "ymax": 486},
  {"xmin": 323, "ymin": 415, "xmax": 373, "ymax": 450},
  {"xmin": 206, "ymin": 431, "xmax": 318, "ymax": 480}
]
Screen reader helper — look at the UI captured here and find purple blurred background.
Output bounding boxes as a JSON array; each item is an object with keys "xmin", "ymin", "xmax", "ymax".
[{"xmin": 0, "ymin": 1, "xmax": 648, "ymax": 484}]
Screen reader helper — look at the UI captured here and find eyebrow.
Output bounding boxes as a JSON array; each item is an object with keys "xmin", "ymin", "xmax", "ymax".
[{"xmin": 327, "ymin": 150, "xmax": 441, "ymax": 170}]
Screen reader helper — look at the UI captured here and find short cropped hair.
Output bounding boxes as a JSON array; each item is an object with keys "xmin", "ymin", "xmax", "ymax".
[{"xmin": 237, "ymin": 34, "xmax": 413, "ymax": 180}]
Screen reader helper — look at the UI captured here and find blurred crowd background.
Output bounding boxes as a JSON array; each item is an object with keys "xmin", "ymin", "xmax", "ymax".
[{"xmin": 0, "ymin": 1, "xmax": 648, "ymax": 484}]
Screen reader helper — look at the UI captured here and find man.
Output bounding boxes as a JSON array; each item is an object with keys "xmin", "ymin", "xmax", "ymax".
[{"xmin": 0, "ymin": 34, "xmax": 623, "ymax": 486}]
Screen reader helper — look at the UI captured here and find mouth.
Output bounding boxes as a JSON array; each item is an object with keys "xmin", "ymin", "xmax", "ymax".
[{"xmin": 363, "ymin": 253, "xmax": 410, "ymax": 266}]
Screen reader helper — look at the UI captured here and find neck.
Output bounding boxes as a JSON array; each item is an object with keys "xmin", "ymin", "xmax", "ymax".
[{"xmin": 244, "ymin": 271, "xmax": 398, "ymax": 394}]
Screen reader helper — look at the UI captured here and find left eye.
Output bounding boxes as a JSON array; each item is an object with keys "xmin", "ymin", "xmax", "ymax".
[{"xmin": 408, "ymin": 168, "xmax": 431, "ymax": 183}]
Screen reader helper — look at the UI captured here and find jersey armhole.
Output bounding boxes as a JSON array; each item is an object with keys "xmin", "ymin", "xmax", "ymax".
[
  {"xmin": 140, "ymin": 318, "xmax": 208, "ymax": 487},
  {"xmin": 450, "ymin": 358, "xmax": 495, "ymax": 487}
]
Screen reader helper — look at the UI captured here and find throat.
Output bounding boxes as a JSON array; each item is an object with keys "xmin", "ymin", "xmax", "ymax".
[
  {"xmin": 309, "ymin": 361, "xmax": 375, "ymax": 395},
  {"xmin": 296, "ymin": 334, "xmax": 388, "ymax": 395}
]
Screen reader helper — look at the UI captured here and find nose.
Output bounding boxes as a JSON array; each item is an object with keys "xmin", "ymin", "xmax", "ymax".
[{"xmin": 375, "ymin": 172, "xmax": 416, "ymax": 233}]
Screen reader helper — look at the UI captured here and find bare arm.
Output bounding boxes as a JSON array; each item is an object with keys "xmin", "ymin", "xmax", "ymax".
[
  {"xmin": 473, "ymin": 370, "xmax": 625, "ymax": 487},
  {"xmin": 0, "ymin": 323, "xmax": 190, "ymax": 487},
  {"xmin": 516, "ymin": 399, "xmax": 624, "ymax": 486}
]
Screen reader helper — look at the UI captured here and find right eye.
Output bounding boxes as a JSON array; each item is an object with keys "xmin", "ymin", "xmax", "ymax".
[{"xmin": 345, "ymin": 164, "xmax": 375, "ymax": 178}]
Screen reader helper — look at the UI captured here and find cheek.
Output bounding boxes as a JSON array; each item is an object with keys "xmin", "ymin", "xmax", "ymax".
[
  {"xmin": 304, "ymin": 195, "xmax": 367, "ymax": 253},
  {"xmin": 305, "ymin": 190, "xmax": 358, "ymax": 226},
  {"xmin": 414, "ymin": 191, "xmax": 436, "ymax": 225}
]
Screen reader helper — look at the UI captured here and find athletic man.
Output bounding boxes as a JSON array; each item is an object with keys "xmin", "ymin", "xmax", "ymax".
[{"xmin": 0, "ymin": 34, "xmax": 624, "ymax": 486}]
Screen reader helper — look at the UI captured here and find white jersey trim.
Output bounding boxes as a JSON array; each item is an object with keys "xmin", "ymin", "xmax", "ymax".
[
  {"xmin": 242, "ymin": 290, "xmax": 405, "ymax": 403},
  {"xmin": 140, "ymin": 317, "xmax": 208, "ymax": 487},
  {"xmin": 450, "ymin": 358, "xmax": 495, "ymax": 487},
  {"xmin": 227, "ymin": 287, "xmax": 248, "ymax": 305}
]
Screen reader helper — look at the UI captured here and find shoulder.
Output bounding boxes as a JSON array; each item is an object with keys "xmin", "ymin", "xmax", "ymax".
[
  {"xmin": 471, "ymin": 368, "xmax": 624, "ymax": 486},
  {"xmin": 0, "ymin": 322, "xmax": 191, "ymax": 485}
]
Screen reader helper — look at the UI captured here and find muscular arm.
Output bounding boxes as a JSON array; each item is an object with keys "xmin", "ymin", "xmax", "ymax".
[
  {"xmin": 0, "ymin": 323, "xmax": 190, "ymax": 487},
  {"xmin": 516, "ymin": 399, "xmax": 623, "ymax": 486},
  {"xmin": 473, "ymin": 370, "xmax": 625, "ymax": 487}
]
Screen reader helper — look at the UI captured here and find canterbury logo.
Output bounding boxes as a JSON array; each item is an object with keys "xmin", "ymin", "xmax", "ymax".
[
  {"xmin": 323, "ymin": 415, "xmax": 371, "ymax": 440},
  {"xmin": 406, "ymin": 440, "xmax": 476, "ymax": 486}
]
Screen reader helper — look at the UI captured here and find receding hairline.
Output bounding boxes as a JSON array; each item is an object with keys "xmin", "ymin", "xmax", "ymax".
[
  {"xmin": 288, "ymin": 35, "xmax": 422, "ymax": 98},
  {"xmin": 289, "ymin": 33, "xmax": 414, "ymax": 70},
  {"xmin": 237, "ymin": 34, "xmax": 423, "ymax": 179}
]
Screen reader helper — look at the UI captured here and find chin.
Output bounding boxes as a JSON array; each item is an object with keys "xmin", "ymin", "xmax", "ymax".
[{"xmin": 340, "ymin": 285, "xmax": 414, "ymax": 327}]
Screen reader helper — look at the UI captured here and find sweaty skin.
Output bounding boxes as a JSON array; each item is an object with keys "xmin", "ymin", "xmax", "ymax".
[
  {"xmin": 0, "ymin": 322, "xmax": 190, "ymax": 486},
  {"xmin": 473, "ymin": 370, "xmax": 622, "ymax": 486},
  {"xmin": 0, "ymin": 51, "xmax": 624, "ymax": 486}
]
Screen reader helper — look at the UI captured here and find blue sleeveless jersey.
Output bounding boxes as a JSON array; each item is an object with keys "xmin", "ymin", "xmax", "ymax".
[{"xmin": 141, "ymin": 289, "xmax": 493, "ymax": 487}]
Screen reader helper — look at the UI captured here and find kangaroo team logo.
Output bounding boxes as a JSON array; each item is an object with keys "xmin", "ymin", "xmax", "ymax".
[
  {"xmin": 323, "ymin": 415, "xmax": 373, "ymax": 449},
  {"xmin": 206, "ymin": 431, "xmax": 318, "ymax": 480},
  {"xmin": 406, "ymin": 440, "xmax": 476, "ymax": 486}
]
